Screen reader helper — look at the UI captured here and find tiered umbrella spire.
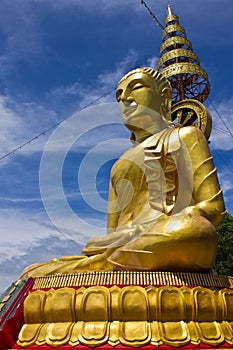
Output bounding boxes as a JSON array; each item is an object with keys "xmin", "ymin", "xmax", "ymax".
[{"xmin": 157, "ymin": 5, "xmax": 210, "ymax": 103}]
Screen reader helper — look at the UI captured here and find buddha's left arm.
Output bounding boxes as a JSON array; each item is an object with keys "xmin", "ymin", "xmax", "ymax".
[{"xmin": 179, "ymin": 126, "xmax": 226, "ymax": 227}]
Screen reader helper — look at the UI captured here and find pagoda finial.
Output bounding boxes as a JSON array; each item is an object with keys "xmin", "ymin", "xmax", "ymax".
[
  {"xmin": 165, "ymin": 4, "xmax": 179, "ymax": 25},
  {"xmin": 167, "ymin": 5, "xmax": 172, "ymax": 16},
  {"xmin": 157, "ymin": 6, "xmax": 210, "ymax": 103}
]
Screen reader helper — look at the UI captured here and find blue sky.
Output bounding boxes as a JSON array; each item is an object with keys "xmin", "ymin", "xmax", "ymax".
[{"xmin": 0, "ymin": 0, "xmax": 232, "ymax": 292}]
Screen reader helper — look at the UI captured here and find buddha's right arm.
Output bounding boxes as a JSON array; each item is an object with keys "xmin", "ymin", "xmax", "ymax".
[{"xmin": 107, "ymin": 180, "xmax": 119, "ymax": 234}]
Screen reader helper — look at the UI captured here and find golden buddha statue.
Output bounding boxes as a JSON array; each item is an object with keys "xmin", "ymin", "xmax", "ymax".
[
  {"xmin": 21, "ymin": 67, "xmax": 225, "ymax": 278},
  {"xmin": 15, "ymin": 8, "xmax": 232, "ymax": 348}
]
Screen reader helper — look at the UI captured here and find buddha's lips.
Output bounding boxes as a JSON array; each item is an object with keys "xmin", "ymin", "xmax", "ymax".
[{"xmin": 123, "ymin": 102, "xmax": 138, "ymax": 117}]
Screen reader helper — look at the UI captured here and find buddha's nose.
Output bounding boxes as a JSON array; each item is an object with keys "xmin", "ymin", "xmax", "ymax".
[{"xmin": 121, "ymin": 89, "xmax": 133, "ymax": 103}]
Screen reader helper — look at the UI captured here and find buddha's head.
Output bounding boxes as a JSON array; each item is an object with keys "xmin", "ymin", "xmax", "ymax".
[{"xmin": 116, "ymin": 67, "xmax": 172, "ymax": 140}]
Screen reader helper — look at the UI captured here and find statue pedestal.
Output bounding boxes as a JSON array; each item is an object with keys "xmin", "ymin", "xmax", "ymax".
[{"xmin": 1, "ymin": 271, "xmax": 233, "ymax": 349}]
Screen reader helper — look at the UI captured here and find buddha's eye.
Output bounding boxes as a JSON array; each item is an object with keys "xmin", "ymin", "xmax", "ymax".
[{"xmin": 131, "ymin": 83, "xmax": 144, "ymax": 91}]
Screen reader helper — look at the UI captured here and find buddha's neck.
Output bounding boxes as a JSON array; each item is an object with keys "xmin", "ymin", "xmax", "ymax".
[{"xmin": 133, "ymin": 114, "xmax": 170, "ymax": 143}]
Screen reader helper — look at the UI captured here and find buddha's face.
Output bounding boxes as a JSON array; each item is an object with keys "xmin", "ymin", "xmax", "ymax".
[{"xmin": 116, "ymin": 71, "xmax": 162, "ymax": 130}]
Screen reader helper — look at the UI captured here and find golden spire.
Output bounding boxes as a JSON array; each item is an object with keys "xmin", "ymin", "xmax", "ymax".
[
  {"xmin": 157, "ymin": 5, "xmax": 210, "ymax": 103},
  {"xmin": 166, "ymin": 5, "xmax": 179, "ymax": 24}
]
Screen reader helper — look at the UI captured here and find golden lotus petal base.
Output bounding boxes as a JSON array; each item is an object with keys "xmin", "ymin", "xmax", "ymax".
[{"xmin": 17, "ymin": 272, "xmax": 233, "ymax": 348}]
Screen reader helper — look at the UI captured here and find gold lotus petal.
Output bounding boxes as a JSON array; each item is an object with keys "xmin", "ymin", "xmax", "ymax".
[
  {"xmin": 36, "ymin": 323, "xmax": 49, "ymax": 345},
  {"xmin": 69, "ymin": 322, "xmax": 82, "ymax": 345},
  {"xmin": 160, "ymin": 321, "xmax": 190, "ymax": 346},
  {"xmin": 17, "ymin": 324, "xmax": 42, "ymax": 347},
  {"xmin": 120, "ymin": 321, "xmax": 151, "ymax": 346},
  {"xmin": 198, "ymin": 322, "xmax": 224, "ymax": 345}
]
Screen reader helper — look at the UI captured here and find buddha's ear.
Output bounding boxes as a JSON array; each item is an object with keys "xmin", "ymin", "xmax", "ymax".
[{"xmin": 160, "ymin": 87, "xmax": 172, "ymax": 121}]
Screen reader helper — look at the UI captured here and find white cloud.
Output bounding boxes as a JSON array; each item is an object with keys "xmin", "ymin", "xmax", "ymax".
[
  {"xmin": 0, "ymin": 94, "xmax": 58, "ymax": 162},
  {"xmin": 0, "ymin": 206, "xmax": 93, "ymax": 289},
  {"xmin": 0, "ymin": 196, "xmax": 42, "ymax": 204},
  {"xmin": 218, "ymin": 168, "xmax": 233, "ymax": 214},
  {"xmin": 219, "ymin": 172, "xmax": 233, "ymax": 194},
  {"xmin": 0, "ymin": 233, "xmax": 84, "ymax": 292},
  {"xmin": 0, "ymin": 1, "xmax": 44, "ymax": 65},
  {"xmin": 98, "ymin": 50, "xmax": 139, "ymax": 87},
  {"xmin": 49, "ymin": 49, "xmax": 139, "ymax": 108},
  {"xmin": 0, "ymin": 96, "xmax": 21, "ymax": 155},
  {"xmin": 0, "ymin": 49, "xmax": 162, "ymax": 166},
  {"xmin": 146, "ymin": 56, "xmax": 159, "ymax": 69},
  {"xmin": 0, "ymin": 204, "xmax": 107, "ymax": 259},
  {"xmin": 0, "ymin": 205, "xmax": 107, "ymax": 292},
  {"xmin": 0, "ymin": 209, "xmax": 59, "ymax": 254}
]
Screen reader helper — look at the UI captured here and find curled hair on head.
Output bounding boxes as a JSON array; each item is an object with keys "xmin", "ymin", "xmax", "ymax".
[{"xmin": 117, "ymin": 67, "xmax": 172, "ymax": 121}]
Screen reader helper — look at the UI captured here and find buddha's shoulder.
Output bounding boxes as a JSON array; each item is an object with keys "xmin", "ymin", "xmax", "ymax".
[
  {"xmin": 111, "ymin": 145, "xmax": 142, "ymax": 171},
  {"xmin": 178, "ymin": 126, "xmax": 207, "ymax": 144}
]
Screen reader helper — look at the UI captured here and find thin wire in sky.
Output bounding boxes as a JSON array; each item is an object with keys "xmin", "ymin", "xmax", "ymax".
[
  {"xmin": 140, "ymin": 0, "xmax": 164, "ymax": 30},
  {"xmin": 0, "ymin": 1, "xmax": 232, "ymax": 162},
  {"xmin": 210, "ymin": 143, "xmax": 233, "ymax": 175},
  {"xmin": 209, "ymin": 99, "xmax": 233, "ymax": 138},
  {"xmin": 0, "ymin": 87, "xmax": 115, "ymax": 162}
]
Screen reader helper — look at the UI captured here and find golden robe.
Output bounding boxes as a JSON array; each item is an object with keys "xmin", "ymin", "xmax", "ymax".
[{"xmin": 21, "ymin": 125, "xmax": 225, "ymax": 277}]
